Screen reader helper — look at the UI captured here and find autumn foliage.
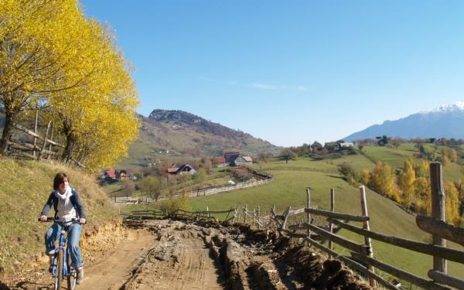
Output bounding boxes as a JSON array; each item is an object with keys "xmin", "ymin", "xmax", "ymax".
[
  {"xmin": 0, "ymin": 0, "xmax": 139, "ymax": 170},
  {"xmin": 340, "ymin": 159, "xmax": 463, "ymax": 226}
]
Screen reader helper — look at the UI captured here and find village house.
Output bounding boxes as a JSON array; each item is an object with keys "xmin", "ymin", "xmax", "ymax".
[
  {"xmin": 234, "ymin": 155, "xmax": 253, "ymax": 166},
  {"xmin": 223, "ymin": 152, "xmax": 253, "ymax": 166},
  {"xmin": 324, "ymin": 140, "xmax": 354, "ymax": 152},
  {"xmin": 100, "ymin": 168, "xmax": 118, "ymax": 184},
  {"xmin": 212, "ymin": 156, "xmax": 226, "ymax": 167},
  {"xmin": 311, "ymin": 141, "xmax": 324, "ymax": 152},
  {"xmin": 224, "ymin": 152, "xmax": 240, "ymax": 165},
  {"xmin": 167, "ymin": 163, "xmax": 197, "ymax": 175},
  {"xmin": 118, "ymin": 169, "xmax": 128, "ymax": 180},
  {"xmin": 339, "ymin": 141, "xmax": 354, "ymax": 149}
]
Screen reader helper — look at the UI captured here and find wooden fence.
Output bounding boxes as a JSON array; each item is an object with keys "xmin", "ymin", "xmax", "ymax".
[
  {"xmin": 5, "ymin": 109, "xmax": 84, "ymax": 167},
  {"xmin": 122, "ymin": 162, "xmax": 464, "ymax": 289},
  {"xmin": 263, "ymin": 162, "xmax": 464, "ymax": 290},
  {"xmin": 123, "ymin": 208, "xmax": 236, "ymax": 223}
]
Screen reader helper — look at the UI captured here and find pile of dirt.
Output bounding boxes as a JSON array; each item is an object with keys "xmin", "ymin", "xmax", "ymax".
[{"xmin": 122, "ymin": 219, "xmax": 372, "ymax": 290}]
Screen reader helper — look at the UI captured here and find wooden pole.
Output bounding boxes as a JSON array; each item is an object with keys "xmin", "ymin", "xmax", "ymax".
[
  {"xmin": 253, "ymin": 208, "xmax": 256, "ymax": 227},
  {"xmin": 329, "ymin": 188, "xmax": 335, "ymax": 250},
  {"xmin": 257, "ymin": 206, "xmax": 261, "ymax": 229},
  {"xmin": 47, "ymin": 124, "xmax": 53, "ymax": 159},
  {"xmin": 306, "ymin": 187, "xmax": 311, "ymax": 237},
  {"xmin": 282, "ymin": 206, "xmax": 291, "ymax": 230},
  {"xmin": 430, "ymin": 162, "xmax": 447, "ymax": 274},
  {"xmin": 244, "ymin": 204, "xmax": 247, "ymax": 223},
  {"xmin": 360, "ymin": 185, "xmax": 375, "ymax": 287},
  {"xmin": 32, "ymin": 109, "xmax": 39, "ymax": 157},
  {"xmin": 37, "ymin": 121, "xmax": 51, "ymax": 161}
]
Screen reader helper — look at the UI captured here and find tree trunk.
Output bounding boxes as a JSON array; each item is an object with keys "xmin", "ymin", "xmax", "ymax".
[
  {"xmin": 61, "ymin": 121, "xmax": 77, "ymax": 162},
  {"xmin": 0, "ymin": 110, "xmax": 16, "ymax": 155}
]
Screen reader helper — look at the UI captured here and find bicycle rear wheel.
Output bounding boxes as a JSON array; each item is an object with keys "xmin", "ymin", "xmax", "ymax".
[{"xmin": 54, "ymin": 250, "xmax": 64, "ymax": 290}]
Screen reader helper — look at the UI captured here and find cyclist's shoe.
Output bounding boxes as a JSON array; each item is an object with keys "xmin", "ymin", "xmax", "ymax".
[
  {"xmin": 76, "ymin": 267, "xmax": 84, "ymax": 284},
  {"xmin": 46, "ymin": 249, "xmax": 56, "ymax": 256},
  {"xmin": 48, "ymin": 256, "xmax": 57, "ymax": 274}
]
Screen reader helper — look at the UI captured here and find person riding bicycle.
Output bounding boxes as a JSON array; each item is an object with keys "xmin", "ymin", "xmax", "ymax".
[{"xmin": 39, "ymin": 173, "xmax": 86, "ymax": 284}]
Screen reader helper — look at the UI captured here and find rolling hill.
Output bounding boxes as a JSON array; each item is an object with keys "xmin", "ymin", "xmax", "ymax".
[
  {"xmin": 118, "ymin": 109, "xmax": 280, "ymax": 168},
  {"xmin": 346, "ymin": 102, "xmax": 464, "ymax": 141}
]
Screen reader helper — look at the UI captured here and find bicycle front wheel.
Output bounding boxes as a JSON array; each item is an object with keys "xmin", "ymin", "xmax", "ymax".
[
  {"xmin": 67, "ymin": 253, "xmax": 77, "ymax": 290},
  {"xmin": 67, "ymin": 274, "xmax": 76, "ymax": 290},
  {"xmin": 54, "ymin": 250, "xmax": 64, "ymax": 290}
]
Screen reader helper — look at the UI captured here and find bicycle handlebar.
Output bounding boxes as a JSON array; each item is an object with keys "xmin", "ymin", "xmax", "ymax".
[{"xmin": 38, "ymin": 217, "xmax": 84, "ymax": 224}]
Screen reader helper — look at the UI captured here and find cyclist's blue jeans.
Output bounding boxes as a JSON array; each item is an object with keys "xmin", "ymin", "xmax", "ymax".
[{"xmin": 45, "ymin": 222, "xmax": 83, "ymax": 269}]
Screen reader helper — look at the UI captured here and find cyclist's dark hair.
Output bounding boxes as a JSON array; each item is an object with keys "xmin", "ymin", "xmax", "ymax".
[{"xmin": 53, "ymin": 173, "xmax": 69, "ymax": 190}]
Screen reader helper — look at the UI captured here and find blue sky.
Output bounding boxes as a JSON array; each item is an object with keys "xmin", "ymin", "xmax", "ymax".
[{"xmin": 81, "ymin": 1, "xmax": 464, "ymax": 146}]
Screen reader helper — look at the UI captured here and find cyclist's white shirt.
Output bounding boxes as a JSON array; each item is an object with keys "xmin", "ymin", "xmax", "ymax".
[{"xmin": 54, "ymin": 186, "xmax": 77, "ymax": 222}]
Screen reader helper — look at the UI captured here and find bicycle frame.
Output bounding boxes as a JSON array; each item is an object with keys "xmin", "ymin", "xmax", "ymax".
[{"xmin": 48, "ymin": 221, "xmax": 78, "ymax": 290}]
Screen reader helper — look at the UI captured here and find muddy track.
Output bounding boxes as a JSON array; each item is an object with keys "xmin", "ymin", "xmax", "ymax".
[
  {"xmin": 4, "ymin": 219, "xmax": 373, "ymax": 290},
  {"xmin": 121, "ymin": 219, "xmax": 372, "ymax": 290}
]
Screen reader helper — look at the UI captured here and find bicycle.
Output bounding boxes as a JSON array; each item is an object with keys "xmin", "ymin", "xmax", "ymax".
[{"xmin": 39, "ymin": 217, "xmax": 83, "ymax": 290}]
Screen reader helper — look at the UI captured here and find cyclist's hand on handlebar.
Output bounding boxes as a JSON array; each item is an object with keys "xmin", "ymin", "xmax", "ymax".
[
  {"xmin": 79, "ymin": 218, "xmax": 86, "ymax": 224},
  {"xmin": 39, "ymin": 215, "xmax": 48, "ymax": 222}
]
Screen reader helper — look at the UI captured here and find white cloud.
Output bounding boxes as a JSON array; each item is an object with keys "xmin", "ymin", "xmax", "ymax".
[
  {"xmin": 249, "ymin": 83, "xmax": 279, "ymax": 90},
  {"xmin": 199, "ymin": 76, "xmax": 308, "ymax": 92}
]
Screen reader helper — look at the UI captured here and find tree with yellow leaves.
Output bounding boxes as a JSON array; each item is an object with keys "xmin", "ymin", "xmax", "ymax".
[
  {"xmin": 369, "ymin": 161, "xmax": 400, "ymax": 202},
  {"xmin": 1, "ymin": 0, "xmax": 139, "ymax": 170},
  {"xmin": 413, "ymin": 177, "xmax": 431, "ymax": 214},
  {"xmin": 399, "ymin": 159, "xmax": 416, "ymax": 206},
  {"xmin": 0, "ymin": 0, "xmax": 88, "ymax": 153},
  {"xmin": 444, "ymin": 181, "xmax": 462, "ymax": 226},
  {"xmin": 46, "ymin": 17, "xmax": 139, "ymax": 168},
  {"xmin": 360, "ymin": 169, "xmax": 371, "ymax": 186}
]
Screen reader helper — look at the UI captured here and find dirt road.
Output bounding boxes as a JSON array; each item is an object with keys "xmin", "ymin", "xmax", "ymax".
[
  {"xmin": 78, "ymin": 230, "xmax": 153, "ymax": 290},
  {"xmin": 116, "ymin": 219, "xmax": 370, "ymax": 290},
  {"xmin": 6, "ymin": 219, "xmax": 370, "ymax": 290}
]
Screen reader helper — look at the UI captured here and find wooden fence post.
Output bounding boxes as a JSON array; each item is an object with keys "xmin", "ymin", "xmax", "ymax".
[
  {"xmin": 37, "ymin": 121, "xmax": 51, "ymax": 161},
  {"xmin": 47, "ymin": 124, "xmax": 55, "ymax": 159},
  {"xmin": 430, "ymin": 162, "xmax": 447, "ymax": 274},
  {"xmin": 244, "ymin": 204, "xmax": 248, "ymax": 223},
  {"xmin": 252, "ymin": 207, "xmax": 257, "ymax": 226},
  {"xmin": 257, "ymin": 206, "xmax": 261, "ymax": 229},
  {"xmin": 282, "ymin": 206, "xmax": 291, "ymax": 230},
  {"xmin": 206, "ymin": 206, "xmax": 210, "ymax": 218},
  {"xmin": 360, "ymin": 185, "xmax": 375, "ymax": 287},
  {"xmin": 33, "ymin": 109, "xmax": 39, "ymax": 157},
  {"xmin": 329, "ymin": 188, "xmax": 335, "ymax": 250},
  {"xmin": 306, "ymin": 187, "xmax": 311, "ymax": 237}
]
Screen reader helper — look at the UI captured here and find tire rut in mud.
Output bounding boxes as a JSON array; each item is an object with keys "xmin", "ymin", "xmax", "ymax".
[{"xmin": 122, "ymin": 219, "xmax": 372, "ymax": 290}]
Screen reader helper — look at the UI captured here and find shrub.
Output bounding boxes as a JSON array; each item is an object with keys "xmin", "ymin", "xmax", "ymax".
[
  {"xmin": 159, "ymin": 196, "xmax": 190, "ymax": 215},
  {"xmin": 338, "ymin": 162, "xmax": 358, "ymax": 186}
]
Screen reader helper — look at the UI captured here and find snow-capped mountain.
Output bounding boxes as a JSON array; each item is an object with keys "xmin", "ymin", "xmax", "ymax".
[{"xmin": 345, "ymin": 102, "xmax": 464, "ymax": 141}]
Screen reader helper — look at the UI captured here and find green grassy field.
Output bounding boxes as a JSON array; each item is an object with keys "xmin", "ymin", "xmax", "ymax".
[
  {"xmin": 359, "ymin": 144, "xmax": 464, "ymax": 181},
  {"xmin": 186, "ymin": 155, "xmax": 464, "ymax": 282}
]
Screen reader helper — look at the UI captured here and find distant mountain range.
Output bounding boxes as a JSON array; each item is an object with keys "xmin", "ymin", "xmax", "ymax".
[
  {"xmin": 345, "ymin": 102, "xmax": 464, "ymax": 141},
  {"xmin": 119, "ymin": 109, "xmax": 280, "ymax": 167}
]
